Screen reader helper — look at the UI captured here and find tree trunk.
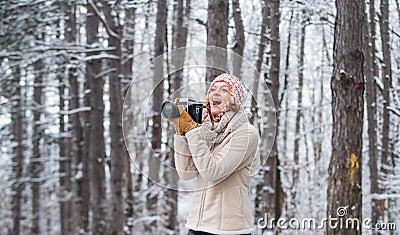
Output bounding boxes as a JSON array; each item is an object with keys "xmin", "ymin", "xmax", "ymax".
[
  {"xmin": 65, "ymin": 2, "xmax": 81, "ymax": 234},
  {"xmin": 256, "ymin": 0, "xmax": 282, "ymax": 229},
  {"xmin": 81, "ymin": 63, "xmax": 91, "ymax": 235},
  {"xmin": 379, "ymin": 0, "xmax": 393, "ymax": 225},
  {"xmin": 231, "ymin": 0, "xmax": 245, "ymax": 77},
  {"xmin": 250, "ymin": 0, "xmax": 269, "ymax": 124},
  {"xmin": 86, "ymin": 4, "xmax": 107, "ymax": 233},
  {"xmin": 268, "ymin": 0, "xmax": 282, "ymax": 223},
  {"xmin": 122, "ymin": 6, "xmax": 136, "ymax": 235},
  {"xmin": 281, "ymin": 9, "xmax": 293, "ymax": 159},
  {"xmin": 165, "ymin": 0, "xmax": 191, "ymax": 232},
  {"xmin": 31, "ymin": 36, "xmax": 44, "ymax": 234},
  {"xmin": 58, "ymin": 63, "xmax": 72, "ymax": 235},
  {"xmin": 101, "ymin": 2, "xmax": 125, "ymax": 234},
  {"xmin": 291, "ymin": 10, "xmax": 307, "ymax": 217},
  {"xmin": 206, "ymin": 0, "xmax": 228, "ymax": 82},
  {"xmin": 148, "ymin": 0, "xmax": 167, "ymax": 231},
  {"xmin": 363, "ymin": 0, "xmax": 380, "ymax": 227},
  {"xmin": 327, "ymin": 0, "xmax": 364, "ymax": 234},
  {"xmin": 11, "ymin": 65, "xmax": 25, "ymax": 235}
]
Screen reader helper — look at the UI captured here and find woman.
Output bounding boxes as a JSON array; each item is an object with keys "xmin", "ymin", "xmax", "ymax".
[{"xmin": 170, "ymin": 73, "xmax": 260, "ymax": 235}]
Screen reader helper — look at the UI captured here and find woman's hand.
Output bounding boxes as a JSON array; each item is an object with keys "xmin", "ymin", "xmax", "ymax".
[{"xmin": 169, "ymin": 106, "xmax": 199, "ymax": 136}]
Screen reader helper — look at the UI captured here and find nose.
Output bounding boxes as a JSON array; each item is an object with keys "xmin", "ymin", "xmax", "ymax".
[{"xmin": 213, "ymin": 87, "xmax": 221, "ymax": 96}]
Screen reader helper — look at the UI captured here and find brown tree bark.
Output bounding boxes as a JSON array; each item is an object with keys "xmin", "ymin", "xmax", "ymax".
[
  {"xmin": 122, "ymin": 6, "xmax": 136, "ymax": 235},
  {"xmin": 99, "ymin": 2, "xmax": 126, "ymax": 234},
  {"xmin": 31, "ymin": 35, "xmax": 44, "ymax": 234},
  {"xmin": 86, "ymin": 3, "xmax": 107, "ymax": 233},
  {"xmin": 379, "ymin": 0, "xmax": 393, "ymax": 225},
  {"xmin": 165, "ymin": 0, "xmax": 191, "ymax": 232},
  {"xmin": 58, "ymin": 62, "xmax": 72, "ymax": 235},
  {"xmin": 148, "ymin": 0, "xmax": 167, "ymax": 231},
  {"xmin": 206, "ymin": 0, "xmax": 228, "ymax": 82},
  {"xmin": 81, "ymin": 60, "xmax": 91, "ymax": 235},
  {"xmin": 363, "ymin": 0, "xmax": 380, "ymax": 228},
  {"xmin": 11, "ymin": 66, "xmax": 25, "ymax": 235},
  {"xmin": 327, "ymin": 0, "xmax": 364, "ymax": 234},
  {"xmin": 231, "ymin": 0, "xmax": 245, "ymax": 77},
  {"xmin": 64, "ymin": 2, "xmax": 83, "ymax": 234},
  {"xmin": 255, "ymin": 0, "xmax": 283, "ymax": 229},
  {"xmin": 267, "ymin": 0, "xmax": 283, "ymax": 223},
  {"xmin": 379, "ymin": 0, "xmax": 392, "ymax": 187}
]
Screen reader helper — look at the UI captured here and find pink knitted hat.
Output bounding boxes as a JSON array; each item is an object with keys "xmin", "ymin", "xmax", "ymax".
[{"xmin": 203, "ymin": 73, "xmax": 245, "ymax": 121}]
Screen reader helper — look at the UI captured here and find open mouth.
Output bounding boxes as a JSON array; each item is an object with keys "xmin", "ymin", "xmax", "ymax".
[{"xmin": 212, "ymin": 99, "xmax": 222, "ymax": 105}]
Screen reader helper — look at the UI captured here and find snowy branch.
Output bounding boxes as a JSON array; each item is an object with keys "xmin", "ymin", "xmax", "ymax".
[
  {"xmin": 88, "ymin": 0, "xmax": 121, "ymax": 40},
  {"xmin": 59, "ymin": 107, "xmax": 91, "ymax": 115},
  {"xmin": 387, "ymin": 106, "xmax": 400, "ymax": 117}
]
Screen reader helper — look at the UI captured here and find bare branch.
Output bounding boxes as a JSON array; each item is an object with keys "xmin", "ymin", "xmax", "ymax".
[{"xmin": 87, "ymin": 0, "xmax": 120, "ymax": 40}]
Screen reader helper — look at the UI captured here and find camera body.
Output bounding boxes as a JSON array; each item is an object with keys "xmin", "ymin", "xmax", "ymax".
[{"xmin": 161, "ymin": 98, "xmax": 204, "ymax": 124}]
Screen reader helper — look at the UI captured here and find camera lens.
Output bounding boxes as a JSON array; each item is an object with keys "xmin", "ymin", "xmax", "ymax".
[{"xmin": 161, "ymin": 101, "xmax": 180, "ymax": 118}]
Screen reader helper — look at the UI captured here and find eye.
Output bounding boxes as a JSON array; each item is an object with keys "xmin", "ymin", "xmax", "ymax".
[
  {"xmin": 209, "ymin": 87, "xmax": 216, "ymax": 92},
  {"xmin": 222, "ymin": 88, "xmax": 229, "ymax": 93}
]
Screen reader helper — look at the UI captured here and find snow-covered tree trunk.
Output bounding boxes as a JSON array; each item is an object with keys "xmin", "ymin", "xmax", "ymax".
[
  {"xmin": 148, "ymin": 0, "xmax": 167, "ymax": 231},
  {"xmin": 363, "ymin": 0, "xmax": 380, "ymax": 227},
  {"xmin": 281, "ymin": 9, "xmax": 293, "ymax": 159},
  {"xmin": 327, "ymin": 0, "xmax": 364, "ymax": 234},
  {"xmin": 31, "ymin": 35, "xmax": 44, "ymax": 234},
  {"xmin": 64, "ymin": 2, "xmax": 83, "ymax": 233},
  {"xmin": 250, "ymin": 0, "xmax": 269, "ymax": 125},
  {"xmin": 379, "ymin": 0, "xmax": 395, "ymax": 226},
  {"xmin": 11, "ymin": 65, "xmax": 25, "ymax": 235},
  {"xmin": 122, "ymin": 6, "xmax": 136, "ymax": 235},
  {"xmin": 290, "ymin": 9, "xmax": 307, "ymax": 217},
  {"xmin": 99, "ymin": 2, "xmax": 126, "ymax": 234},
  {"xmin": 59, "ymin": 60, "xmax": 72, "ymax": 235},
  {"xmin": 86, "ymin": 3, "xmax": 107, "ymax": 233}
]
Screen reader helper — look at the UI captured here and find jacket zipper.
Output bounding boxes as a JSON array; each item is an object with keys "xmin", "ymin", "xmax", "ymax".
[{"xmin": 197, "ymin": 181, "xmax": 207, "ymax": 228}]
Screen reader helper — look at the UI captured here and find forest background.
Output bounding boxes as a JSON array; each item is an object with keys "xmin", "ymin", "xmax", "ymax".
[{"xmin": 0, "ymin": 0, "xmax": 399, "ymax": 234}]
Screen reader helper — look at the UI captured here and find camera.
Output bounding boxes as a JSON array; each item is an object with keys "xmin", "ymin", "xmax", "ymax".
[{"xmin": 161, "ymin": 98, "xmax": 204, "ymax": 124}]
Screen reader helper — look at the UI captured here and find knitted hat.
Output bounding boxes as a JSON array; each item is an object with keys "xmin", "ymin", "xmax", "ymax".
[{"xmin": 203, "ymin": 73, "xmax": 245, "ymax": 121}]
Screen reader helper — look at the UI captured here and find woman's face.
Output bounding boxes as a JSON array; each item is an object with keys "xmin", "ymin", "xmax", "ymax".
[{"xmin": 208, "ymin": 82, "xmax": 230, "ymax": 116}]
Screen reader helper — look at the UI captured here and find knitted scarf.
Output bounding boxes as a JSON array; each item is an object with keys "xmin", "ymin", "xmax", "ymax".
[{"xmin": 202, "ymin": 109, "xmax": 252, "ymax": 147}]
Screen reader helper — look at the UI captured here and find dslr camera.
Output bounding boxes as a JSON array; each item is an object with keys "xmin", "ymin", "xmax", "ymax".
[{"xmin": 161, "ymin": 98, "xmax": 204, "ymax": 124}]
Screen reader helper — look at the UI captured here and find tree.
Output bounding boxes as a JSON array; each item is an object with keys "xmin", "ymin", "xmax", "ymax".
[
  {"xmin": 290, "ymin": 9, "xmax": 308, "ymax": 217},
  {"xmin": 10, "ymin": 66, "xmax": 25, "ymax": 235},
  {"xmin": 86, "ymin": 3, "xmax": 107, "ymax": 233},
  {"xmin": 363, "ymin": 0, "xmax": 380, "ymax": 227},
  {"xmin": 231, "ymin": 0, "xmax": 245, "ymax": 77},
  {"xmin": 30, "ymin": 33, "xmax": 44, "ymax": 235},
  {"xmin": 165, "ymin": 0, "xmax": 191, "ymax": 232},
  {"xmin": 98, "ymin": 2, "xmax": 126, "ymax": 234},
  {"xmin": 254, "ymin": 1, "xmax": 283, "ymax": 229},
  {"xmin": 122, "ymin": 6, "xmax": 137, "ymax": 235},
  {"xmin": 266, "ymin": 0, "xmax": 283, "ymax": 224},
  {"xmin": 148, "ymin": 0, "xmax": 167, "ymax": 231},
  {"xmin": 64, "ymin": 2, "xmax": 84, "ymax": 234},
  {"xmin": 206, "ymin": 0, "xmax": 229, "ymax": 82},
  {"xmin": 327, "ymin": 0, "xmax": 364, "ymax": 234}
]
